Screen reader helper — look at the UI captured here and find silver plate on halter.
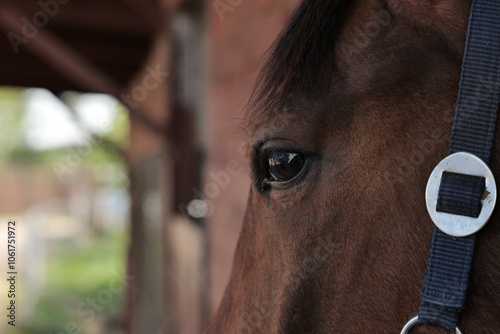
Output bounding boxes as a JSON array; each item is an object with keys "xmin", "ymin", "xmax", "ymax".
[
  {"xmin": 426, "ymin": 152, "xmax": 497, "ymax": 237},
  {"xmin": 401, "ymin": 316, "xmax": 462, "ymax": 334}
]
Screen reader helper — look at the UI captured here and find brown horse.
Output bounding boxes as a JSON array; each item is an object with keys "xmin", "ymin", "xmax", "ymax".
[{"xmin": 205, "ymin": 0, "xmax": 500, "ymax": 333}]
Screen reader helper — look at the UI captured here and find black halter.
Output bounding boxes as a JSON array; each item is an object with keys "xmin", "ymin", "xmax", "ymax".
[{"xmin": 402, "ymin": 1, "xmax": 500, "ymax": 333}]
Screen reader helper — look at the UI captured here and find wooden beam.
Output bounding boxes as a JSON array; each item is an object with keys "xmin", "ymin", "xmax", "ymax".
[{"xmin": 0, "ymin": 3, "xmax": 166, "ymax": 137}]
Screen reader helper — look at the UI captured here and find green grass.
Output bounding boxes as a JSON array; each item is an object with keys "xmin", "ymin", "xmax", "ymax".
[{"xmin": 17, "ymin": 232, "xmax": 128, "ymax": 334}]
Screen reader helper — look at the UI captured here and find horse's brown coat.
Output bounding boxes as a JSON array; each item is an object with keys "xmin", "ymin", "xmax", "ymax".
[{"xmin": 205, "ymin": 1, "xmax": 500, "ymax": 333}]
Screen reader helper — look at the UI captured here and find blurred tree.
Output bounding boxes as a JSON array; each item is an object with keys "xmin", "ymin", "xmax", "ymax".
[{"xmin": 0, "ymin": 87, "xmax": 130, "ymax": 175}]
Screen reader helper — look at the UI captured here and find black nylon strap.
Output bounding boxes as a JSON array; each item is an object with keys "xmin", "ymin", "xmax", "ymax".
[
  {"xmin": 448, "ymin": 2, "xmax": 500, "ymax": 162},
  {"xmin": 418, "ymin": 0, "xmax": 500, "ymax": 332}
]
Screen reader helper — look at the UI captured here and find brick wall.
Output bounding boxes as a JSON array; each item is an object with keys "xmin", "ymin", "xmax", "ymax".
[{"xmin": 206, "ymin": 0, "xmax": 300, "ymax": 314}]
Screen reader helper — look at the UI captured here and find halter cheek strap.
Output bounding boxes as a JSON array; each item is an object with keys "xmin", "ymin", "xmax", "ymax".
[{"xmin": 403, "ymin": 0, "xmax": 500, "ymax": 333}]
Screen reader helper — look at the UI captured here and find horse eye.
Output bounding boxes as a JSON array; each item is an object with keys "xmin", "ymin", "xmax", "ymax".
[{"xmin": 266, "ymin": 151, "xmax": 305, "ymax": 182}]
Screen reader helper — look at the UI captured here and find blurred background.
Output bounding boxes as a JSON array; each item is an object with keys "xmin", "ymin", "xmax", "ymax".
[{"xmin": 0, "ymin": 0, "xmax": 298, "ymax": 333}]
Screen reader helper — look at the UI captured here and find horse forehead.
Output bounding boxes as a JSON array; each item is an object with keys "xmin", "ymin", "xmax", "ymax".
[
  {"xmin": 335, "ymin": 0, "xmax": 469, "ymax": 95},
  {"xmin": 337, "ymin": 0, "xmax": 470, "ymax": 52},
  {"xmin": 335, "ymin": 0, "xmax": 470, "ymax": 63},
  {"xmin": 250, "ymin": 0, "xmax": 470, "ymax": 138}
]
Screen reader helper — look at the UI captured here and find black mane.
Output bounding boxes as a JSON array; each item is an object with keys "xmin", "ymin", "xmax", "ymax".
[{"xmin": 250, "ymin": 0, "xmax": 350, "ymax": 115}]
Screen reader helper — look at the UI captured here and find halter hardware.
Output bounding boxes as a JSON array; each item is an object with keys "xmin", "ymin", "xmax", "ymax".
[
  {"xmin": 401, "ymin": 0, "xmax": 500, "ymax": 332},
  {"xmin": 401, "ymin": 316, "xmax": 462, "ymax": 334},
  {"xmin": 425, "ymin": 152, "xmax": 497, "ymax": 237}
]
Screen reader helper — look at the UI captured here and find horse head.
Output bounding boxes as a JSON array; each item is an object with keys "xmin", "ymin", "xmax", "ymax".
[{"xmin": 205, "ymin": 0, "xmax": 500, "ymax": 332}]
